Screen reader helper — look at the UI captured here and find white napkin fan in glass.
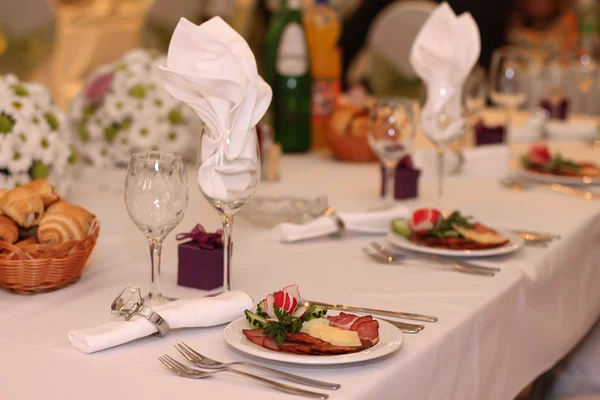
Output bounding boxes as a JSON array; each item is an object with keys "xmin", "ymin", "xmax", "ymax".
[
  {"xmin": 158, "ymin": 17, "xmax": 272, "ymax": 293},
  {"xmin": 409, "ymin": 2, "xmax": 481, "ymax": 200}
]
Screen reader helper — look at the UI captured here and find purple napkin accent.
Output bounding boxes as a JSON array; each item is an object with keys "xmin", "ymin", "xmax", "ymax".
[
  {"xmin": 539, "ymin": 98, "xmax": 569, "ymax": 120},
  {"xmin": 474, "ymin": 119, "xmax": 506, "ymax": 146},
  {"xmin": 177, "ymin": 225, "xmax": 224, "ymax": 291},
  {"xmin": 380, "ymin": 156, "xmax": 421, "ymax": 200}
]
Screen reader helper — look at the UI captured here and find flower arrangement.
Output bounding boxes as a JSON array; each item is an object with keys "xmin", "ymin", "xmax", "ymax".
[
  {"xmin": 70, "ymin": 49, "xmax": 200, "ymax": 167},
  {"xmin": 0, "ymin": 74, "xmax": 74, "ymax": 189}
]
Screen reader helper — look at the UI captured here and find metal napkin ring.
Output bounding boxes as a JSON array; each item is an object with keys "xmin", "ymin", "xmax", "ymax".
[
  {"xmin": 111, "ymin": 286, "xmax": 170, "ymax": 337},
  {"xmin": 324, "ymin": 208, "xmax": 346, "ymax": 232}
]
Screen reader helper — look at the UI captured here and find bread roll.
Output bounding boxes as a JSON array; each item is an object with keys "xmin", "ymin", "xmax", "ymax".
[
  {"xmin": 38, "ymin": 203, "xmax": 95, "ymax": 246},
  {"xmin": 0, "ymin": 187, "xmax": 44, "ymax": 228},
  {"xmin": 0, "ymin": 215, "xmax": 18, "ymax": 243},
  {"xmin": 15, "ymin": 236, "xmax": 38, "ymax": 248},
  {"xmin": 22, "ymin": 179, "xmax": 59, "ymax": 206},
  {"xmin": 0, "ymin": 189, "xmax": 8, "ymax": 215}
]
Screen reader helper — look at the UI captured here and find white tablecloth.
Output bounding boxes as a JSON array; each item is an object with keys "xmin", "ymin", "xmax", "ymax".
[{"xmin": 1, "ymin": 143, "xmax": 600, "ymax": 400}]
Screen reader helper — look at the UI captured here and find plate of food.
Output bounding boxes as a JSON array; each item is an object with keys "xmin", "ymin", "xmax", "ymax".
[
  {"xmin": 518, "ymin": 143, "xmax": 600, "ymax": 185},
  {"xmin": 387, "ymin": 208, "xmax": 524, "ymax": 257},
  {"xmin": 224, "ymin": 284, "xmax": 403, "ymax": 365}
]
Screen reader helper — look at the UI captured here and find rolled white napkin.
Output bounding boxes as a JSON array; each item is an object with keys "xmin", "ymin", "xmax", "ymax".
[
  {"xmin": 273, "ymin": 207, "xmax": 409, "ymax": 243},
  {"xmin": 413, "ymin": 148, "xmax": 462, "ymax": 175},
  {"xmin": 410, "ymin": 2, "xmax": 480, "ymax": 145},
  {"xmin": 546, "ymin": 119, "xmax": 598, "ymax": 141},
  {"xmin": 158, "ymin": 17, "xmax": 271, "ymax": 201},
  {"xmin": 68, "ymin": 291, "xmax": 253, "ymax": 354}
]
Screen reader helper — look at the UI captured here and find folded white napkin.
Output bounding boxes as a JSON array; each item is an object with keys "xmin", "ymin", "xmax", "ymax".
[
  {"xmin": 158, "ymin": 17, "xmax": 272, "ymax": 201},
  {"xmin": 272, "ymin": 207, "xmax": 409, "ymax": 243},
  {"xmin": 509, "ymin": 110, "xmax": 546, "ymax": 144},
  {"xmin": 68, "ymin": 291, "xmax": 253, "ymax": 354},
  {"xmin": 546, "ymin": 119, "xmax": 598, "ymax": 141},
  {"xmin": 410, "ymin": 2, "xmax": 480, "ymax": 145}
]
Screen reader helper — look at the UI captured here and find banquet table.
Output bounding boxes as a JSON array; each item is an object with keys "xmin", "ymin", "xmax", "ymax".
[{"xmin": 1, "ymin": 141, "xmax": 600, "ymax": 400}]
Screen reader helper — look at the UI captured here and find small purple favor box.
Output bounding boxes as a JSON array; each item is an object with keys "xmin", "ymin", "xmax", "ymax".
[
  {"xmin": 177, "ymin": 241, "xmax": 223, "ymax": 291},
  {"xmin": 474, "ymin": 119, "xmax": 506, "ymax": 146},
  {"xmin": 539, "ymin": 98, "xmax": 569, "ymax": 120},
  {"xmin": 380, "ymin": 156, "xmax": 421, "ymax": 200}
]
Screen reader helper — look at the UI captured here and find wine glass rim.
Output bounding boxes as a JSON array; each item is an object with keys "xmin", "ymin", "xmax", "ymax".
[{"xmin": 130, "ymin": 151, "xmax": 184, "ymax": 161}]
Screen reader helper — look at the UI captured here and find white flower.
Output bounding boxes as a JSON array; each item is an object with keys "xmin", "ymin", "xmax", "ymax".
[
  {"xmin": 5, "ymin": 172, "xmax": 31, "ymax": 188},
  {"xmin": 127, "ymin": 119, "xmax": 161, "ymax": 150},
  {"xmin": 86, "ymin": 143, "xmax": 112, "ymax": 167},
  {"xmin": 104, "ymin": 94, "xmax": 135, "ymax": 121},
  {"xmin": 161, "ymin": 125, "xmax": 191, "ymax": 152},
  {"xmin": 25, "ymin": 83, "xmax": 53, "ymax": 110},
  {"xmin": 0, "ymin": 139, "xmax": 13, "ymax": 165},
  {"xmin": 10, "ymin": 144, "xmax": 33, "ymax": 173},
  {"xmin": 85, "ymin": 119, "xmax": 105, "ymax": 142},
  {"xmin": 34, "ymin": 133, "xmax": 59, "ymax": 165}
]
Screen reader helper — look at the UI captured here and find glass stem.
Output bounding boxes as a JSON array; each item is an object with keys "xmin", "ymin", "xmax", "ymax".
[
  {"xmin": 222, "ymin": 215, "xmax": 233, "ymax": 292},
  {"xmin": 384, "ymin": 163, "xmax": 396, "ymax": 205},
  {"xmin": 436, "ymin": 147, "xmax": 446, "ymax": 199},
  {"xmin": 148, "ymin": 238, "xmax": 163, "ymax": 297}
]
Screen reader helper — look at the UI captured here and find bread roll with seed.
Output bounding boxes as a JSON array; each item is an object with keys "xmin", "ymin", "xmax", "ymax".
[
  {"xmin": 0, "ymin": 187, "xmax": 44, "ymax": 228},
  {"xmin": 22, "ymin": 179, "xmax": 59, "ymax": 206}
]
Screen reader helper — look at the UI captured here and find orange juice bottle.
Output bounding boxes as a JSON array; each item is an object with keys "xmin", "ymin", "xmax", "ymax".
[{"xmin": 304, "ymin": 0, "xmax": 342, "ymax": 150}]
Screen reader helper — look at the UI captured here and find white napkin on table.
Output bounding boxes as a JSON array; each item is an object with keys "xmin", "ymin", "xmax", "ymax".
[
  {"xmin": 68, "ymin": 291, "xmax": 253, "ymax": 354},
  {"xmin": 158, "ymin": 17, "xmax": 272, "ymax": 201},
  {"xmin": 409, "ymin": 2, "xmax": 481, "ymax": 145},
  {"xmin": 273, "ymin": 207, "xmax": 409, "ymax": 243}
]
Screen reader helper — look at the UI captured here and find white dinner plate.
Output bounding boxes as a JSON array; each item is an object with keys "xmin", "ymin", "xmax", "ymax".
[
  {"xmin": 386, "ymin": 229, "xmax": 524, "ymax": 258},
  {"xmin": 518, "ymin": 168, "xmax": 600, "ymax": 186},
  {"xmin": 223, "ymin": 313, "xmax": 404, "ymax": 365}
]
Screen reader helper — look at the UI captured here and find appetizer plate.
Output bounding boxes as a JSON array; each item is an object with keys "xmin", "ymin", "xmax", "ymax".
[
  {"xmin": 387, "ymin": 229, "xmax": 524, "ymax": 258},
  {"xmin": 223, "ymin": 314, "xmax": 404, "ymax": 366},
  {"xmin": 518, "ymin": 168, "xmax": 600, "ymax": 186}
]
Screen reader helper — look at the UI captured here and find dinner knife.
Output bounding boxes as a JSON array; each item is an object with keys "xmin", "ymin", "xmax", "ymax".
[{"xmin": 303, "ymin": 300, "xmax": 438, "ymax": 323}]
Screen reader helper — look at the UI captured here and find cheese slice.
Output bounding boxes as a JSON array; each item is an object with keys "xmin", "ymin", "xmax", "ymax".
[
  {"xmin": 329, "ymin": 330, "xmax": 362, "ymax": 347},
  {"xmin": 300, "ymin": 318, "xmax": 329, "ymax": 333},
  {"xmin": 453, "ymin": 225, "xmax": 507, "ymax": 245}
]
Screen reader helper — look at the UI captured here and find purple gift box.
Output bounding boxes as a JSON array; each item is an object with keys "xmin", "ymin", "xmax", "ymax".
[
  {"xmin": 380, "ymin": 156, "xmax": 421, "ymax": 200},
  {"xmin": 474, "ymin": 119, "xmax": 506, "ymax": 146},
  {"xmin": 176, "ymin": 225, "xmax": 224, "ymax": 291},
  {"xmin": 539, "ymin": 98, "xmax": 569, "ymax": 120}
]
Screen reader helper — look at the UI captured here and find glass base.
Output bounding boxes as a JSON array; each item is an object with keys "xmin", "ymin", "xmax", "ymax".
[{"xmin": 144, "ymin": 292, "xmax": 177, "ymax": 306}]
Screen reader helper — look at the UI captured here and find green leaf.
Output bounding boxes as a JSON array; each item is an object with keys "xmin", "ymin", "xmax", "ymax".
[
  {"xmin": 11, "ymin": 85, "xmax": 29, "ymax": 96},
  {"xmin": 30, "ymin": 161, "xmax": 49, "ymax": 180},
  {"xmin": 44, "ymin": 112, "xmax": 59, "ymax": 131}
]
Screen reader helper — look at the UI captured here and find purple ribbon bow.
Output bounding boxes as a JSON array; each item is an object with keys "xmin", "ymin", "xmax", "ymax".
[{"xmin": 176, "ymin": 224, "xmax": 223, "ymax": 249}]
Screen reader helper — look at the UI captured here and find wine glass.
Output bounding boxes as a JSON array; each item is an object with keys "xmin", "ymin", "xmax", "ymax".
[
  {"xmin": 571, "ymin": 53, "xmax": 598, "ymax": 114},
  {"xmin": 197, "ymin": 126, "xmax": 261, "ymax": 293},
  {"xmin": 125, "ymin": 151, "xmax": 189, "ymax": 305},
  {"xmin": 490, "ymin": 47, "xmax": 527, "ymax": 115},
  {"xmin": 463, "ymin": 65, "xmax": 487, "ymax": 117},
  {"xmin": 542, "ymin": 58, "xmax": 569, "ymax": 120},
  {"xmin": 367, "ymin": 97, "xmax": 417, "ymax": 208}
]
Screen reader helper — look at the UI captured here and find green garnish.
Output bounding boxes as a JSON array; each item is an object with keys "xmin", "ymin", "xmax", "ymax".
[
  {"xmin": 424, "ymin": 211, "xmax": 474, "ymax": 239},
  {"xmin": 263, "ymin": 307, "xmax": 303, "ymax": 345}
]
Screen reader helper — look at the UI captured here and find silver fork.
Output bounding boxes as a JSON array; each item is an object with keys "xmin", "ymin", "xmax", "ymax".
[
  {"xmin": 363, "ymin": 246, "xmax": 495, "ymax": 277},
  {"xmin": 158, "ymin": 355, "xmax": 328, "ymax": 399},
  {"xmin": 175, "ymin": 342, "xmax": 340, "ymax": 390}
]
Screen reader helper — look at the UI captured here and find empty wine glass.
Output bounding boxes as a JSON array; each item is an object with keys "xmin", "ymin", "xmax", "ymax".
[
  {"xmin": 367, "ymin": 97, "xmax": 417, "ymax": 208},
  {"xmin": 571, "ymin": 53, "xmax": 598, "ymax": 114},
  {"xmin": 542, "ymin": 58, "xmax": 569, "ymax": 119},
  {"xmin": 463, "ymin": 65, "xmax": 487, "ymax": 117},
  {"xmin": 490, "ymin": 47, "xmax": 527, "ymax": 113},
  {"xmin": 125, "ymin": 152, "xmax": 189, "ymax": 305},
  {"xmin": 197, "ymin": 126, "xmax": 261, "ymax": 293}
]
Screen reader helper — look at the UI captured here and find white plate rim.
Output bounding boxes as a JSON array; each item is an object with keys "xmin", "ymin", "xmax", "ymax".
[
  {"xmin": 517, "ymin": 167, "xmax": 600, "ymax": 186},
  {"xmin": 386, "ymin": 229, "xmax": 524, "ymax": 258},
  {"xmin": 223, "ymin": 314, "xmax": 404, "ymax": 365}
]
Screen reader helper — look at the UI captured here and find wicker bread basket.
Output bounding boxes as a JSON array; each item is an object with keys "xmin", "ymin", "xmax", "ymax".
[{"xmin": 0, "ymin": 219, "xmax": 100, "ymax": 294}]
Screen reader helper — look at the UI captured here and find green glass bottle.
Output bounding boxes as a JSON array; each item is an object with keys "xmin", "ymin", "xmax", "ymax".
[
  {"xmin": 273, "ymin": 0, "xmax": 312, "ymax": 153},
  {"xmin": 265, "ymin": 0, "xmax": 288, "ymax": 88}
]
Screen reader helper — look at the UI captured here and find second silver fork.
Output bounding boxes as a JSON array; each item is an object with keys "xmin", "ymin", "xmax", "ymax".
[{"xmin": 175, "ymin": 342, "xmax": 340, "ymax": 390}]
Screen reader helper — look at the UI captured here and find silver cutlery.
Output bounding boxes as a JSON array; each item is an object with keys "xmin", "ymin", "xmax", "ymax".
[
  {"xmin": 174, "ymin": 342, "xmax": 340, "ymax": 390},
  {"xmin": 510, "ymin": 229, "xmax": 560, "ymax": 241},
  {"xmin": 302, "ymin": 299, "xmax": 438, "ymax": 323},
  {"xmin": 501, "ymin": 177, "xmax": 600, "ymax": 200},
  {"xmin": 158, "ymin": 355, "xmax": 328, "ymax": 399},
  {"xmin": 365, "ymin": 244, "xmax": 496, "ymax": 277}
]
